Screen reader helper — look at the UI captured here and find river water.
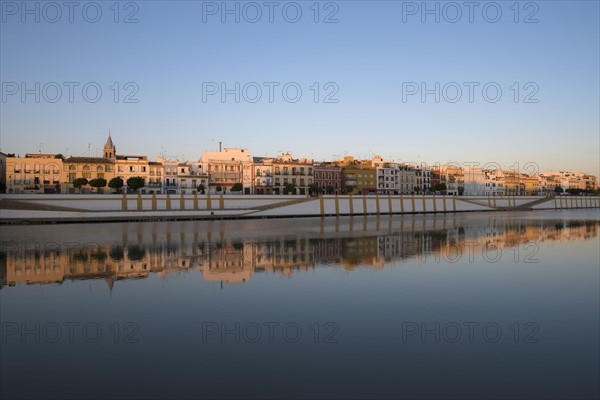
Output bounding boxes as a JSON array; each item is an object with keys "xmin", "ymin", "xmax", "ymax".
[{"xmin": 1, "ymin": 210, "xmax": 599, "ymax": 399}]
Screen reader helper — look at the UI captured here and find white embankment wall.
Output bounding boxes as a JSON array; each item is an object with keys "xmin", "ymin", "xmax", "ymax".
[{"xmin": 1, "ymin": 194, "xmax": 599, "ymax": 223}]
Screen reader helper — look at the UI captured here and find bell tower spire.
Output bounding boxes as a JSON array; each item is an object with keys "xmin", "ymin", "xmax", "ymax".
[{"xmin": 103, "ymin": 131, "xmax": 116, "ymax": 160}]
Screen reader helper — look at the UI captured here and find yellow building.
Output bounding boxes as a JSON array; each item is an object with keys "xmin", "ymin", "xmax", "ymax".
[
  {"xmin": 337, "ymin": 156, "xmax": 376, "ymax": 194},
  {"xmin": 5, "ymin": 153, "xmax": 63, "ymax": 194}
]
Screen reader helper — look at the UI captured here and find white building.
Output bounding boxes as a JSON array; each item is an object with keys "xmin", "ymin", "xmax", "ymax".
[{"xmin": 199, "ymin": 148, "xmax": 254, "ymax": 194}]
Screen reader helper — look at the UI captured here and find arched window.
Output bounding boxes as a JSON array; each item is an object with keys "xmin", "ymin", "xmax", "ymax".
[
  {"xmin": 97, "ymin": 166, "xmax": 103, "ymax": 171},
  {"xmin": 69, "ymin": 165, "xmax": 76, "ymax": 171},
  {"xmin": 83, "ymin": 165, "xmax": 90, "ymax": 171}
]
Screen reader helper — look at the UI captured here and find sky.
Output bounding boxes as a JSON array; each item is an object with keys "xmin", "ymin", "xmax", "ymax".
[{"xmin": 1, "ymin": 0, "xmax": 599, "ymax": 175}]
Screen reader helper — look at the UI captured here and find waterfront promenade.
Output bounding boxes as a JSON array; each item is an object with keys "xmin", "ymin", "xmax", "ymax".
[{"xmin": 1, "ymin": 194, "xmax": 598, "ymax": 224}]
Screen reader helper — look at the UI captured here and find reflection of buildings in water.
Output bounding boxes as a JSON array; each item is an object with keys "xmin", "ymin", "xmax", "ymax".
[{"xmin": 1, "ymin": 220, "xmax": 597, "ymax": 289}]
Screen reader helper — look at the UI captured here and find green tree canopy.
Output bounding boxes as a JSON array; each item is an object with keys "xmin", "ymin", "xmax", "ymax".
[
  {"xmin": 89, "ymin": 178, "xmax": 107, "ymax": 191},
  {"xmin": 231, "ymin": 183, "xmax": 243, "ymax": 192},
  {"xmin": 126, "ymin": 176, "xmax": 145, "ymax": 192},
  {"xmin": 108, "ymin": 177, "xmax": 124, "ymax": 192},
  {"xmin": 433, "ymin": 183, "xmax": 447, "ymax": 192},
  {"xmin": 72, "ymin": 178, "xmax": 88, "ymax": 191},
  {"xmin": 283, "ymin": 183, "xmax": 296, "ymax": 195}
]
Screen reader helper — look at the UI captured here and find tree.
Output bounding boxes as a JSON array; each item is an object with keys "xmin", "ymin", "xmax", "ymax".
[
  {"xmin": 413, "ymin": 186, "xmax": 421, "ymax": 193},
  {"xmin": 89, "ymin": 178, "xmax": 107, "ymax": 193},
  {"xmin": 231, "ymin": 182, "xmax": 243, "ymax": 192},
  {"xmin": 54, "ymin": 154, "xmax": 64, "ymax": 159},
  {"xmin": 108, "ymin": 177, "xmax": 124, "ymax": 193},
  {"xmin": 126, "ymin": 176, "xmax": 145, "ymax": 193},
  {"xmin": 283, "ymin": 183, "xmax": 296, "ymax": 195},
  {"xmin": 72, "ymin": 178, "xmax": 88, "ymax": 193},
  {"xmin": 308, "ymin": 183, "xmax": 320, "ymax": 196},
  {"xmin": 326, "ymin": 185, "xmax": 334, "ymax": 194},
  {"xmin": 197, "ymin": 184, "xmax": 205, "ymax": 194},
  {"xmin": 554, "ymin": 185, "xmax": 564, "ymax": 193},
  {"xmin": 216, "ymin": 186, "xmax": 222, "ymax": 193},
  {"xmin": 345, "ymin": 185, "xmax": 354, "ymax": 194},
  {"xmin": 433, "ymin": 183, "xmax": 447, "ymax": 193}
]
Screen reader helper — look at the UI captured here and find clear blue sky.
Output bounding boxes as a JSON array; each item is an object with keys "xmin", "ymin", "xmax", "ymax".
[{"xmin": 1, "ymin": 0, "xmax": 598, "ymax": 175}]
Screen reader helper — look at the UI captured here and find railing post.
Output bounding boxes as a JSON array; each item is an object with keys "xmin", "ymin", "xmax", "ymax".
[
  {"xmin": 319, "ymin": 195, "xmax": 324, "ymax": 216},
  {"xmin": 349, "ymin": 193, "xmax": 354, "ymax": 215}
]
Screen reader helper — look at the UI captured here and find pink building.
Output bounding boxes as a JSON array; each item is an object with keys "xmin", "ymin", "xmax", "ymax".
[{"xmin": 314, "ymin": 164, "xmax": 342, "ymax": 195}]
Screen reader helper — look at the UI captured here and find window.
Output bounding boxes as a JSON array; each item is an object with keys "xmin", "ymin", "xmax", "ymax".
[
  {"xmin": 142, "ymin": 166, "xmax": 147, "ymax": 172},
  {"xmin": 105, "ymin": 165, "xmax": 111, "ymax": 172},
  {"xmin": 69, "ymin": 165, "xmax": 76, "ymax": 171},
  {"xmin": 83, "ymin": 165, "xmax": 90, "ymax": 171},
  {"xmin": 69, "ymin": 173, "xmax": 76, "ymax": 182}
]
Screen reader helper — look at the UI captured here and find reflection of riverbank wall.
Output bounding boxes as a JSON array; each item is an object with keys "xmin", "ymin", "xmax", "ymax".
[
  {"xmin": 1, "ymin": 194, "xmax": 599, "ymax": 224},
  {"xmin": 2, "ymin": 216, "xmax": 597, "ymax": 288}
]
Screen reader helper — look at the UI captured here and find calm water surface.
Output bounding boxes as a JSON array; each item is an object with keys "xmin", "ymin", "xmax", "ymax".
[{"xmin": 1, "ymin": 210, "xmax": 599, "ymax": 399}]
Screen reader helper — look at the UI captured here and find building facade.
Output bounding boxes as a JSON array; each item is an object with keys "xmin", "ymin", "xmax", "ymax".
[{"xmin": 314, "ymin": 164, "xmax": 342, "ymax": 195}]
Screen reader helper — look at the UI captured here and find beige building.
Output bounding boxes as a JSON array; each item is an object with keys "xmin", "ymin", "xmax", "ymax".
[
  {"xmin": 199, "ymin": 148, "xmax": 254, "ymax": 194},
  {"xmin": 271, "ymin": 153, "xmax": 314, "ymax": 195},
  {"xmin": 253, "ymin": 157, "xmax": 275, "ymax": 195},
  {"xmin": 6, "ymin": 153, "xmax": 64, "ymax": 194}
]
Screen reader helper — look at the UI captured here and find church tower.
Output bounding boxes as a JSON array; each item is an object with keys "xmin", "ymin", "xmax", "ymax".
[{"xmin": 103, "ymin": 132, "xmax": 116, "ymax": 160}]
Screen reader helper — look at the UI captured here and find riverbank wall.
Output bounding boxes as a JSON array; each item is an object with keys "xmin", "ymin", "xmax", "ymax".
[{"xmin": 1, "ymin": 194, "xmax": 598, "ymax": 224}]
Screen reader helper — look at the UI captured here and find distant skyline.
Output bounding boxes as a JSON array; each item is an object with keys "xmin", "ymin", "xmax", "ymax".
[{"xmin": 1, "ymin": 1, "xmax": 599, "ymax": 175}]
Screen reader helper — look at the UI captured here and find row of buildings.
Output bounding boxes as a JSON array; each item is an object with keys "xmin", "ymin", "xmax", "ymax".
[{"xmin": 1, "ymin": 134, "xmax": 598, "ymax": 195}]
